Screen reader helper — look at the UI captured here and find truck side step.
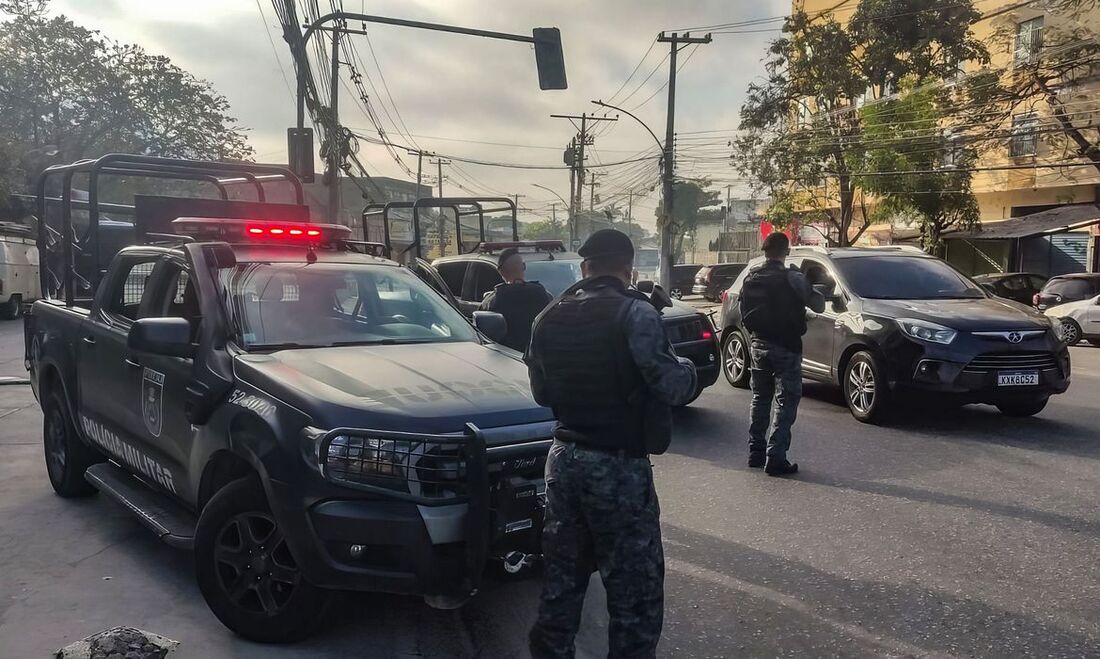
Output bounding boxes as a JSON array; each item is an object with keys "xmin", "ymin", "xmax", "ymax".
[{"xmin": 85, "ymin": 462, "xmax": 197, "ymax": 550}]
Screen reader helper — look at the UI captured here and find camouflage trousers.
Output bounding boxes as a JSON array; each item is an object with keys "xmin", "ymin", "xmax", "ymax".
[{"xmin": 529, "ymin": 440, "xmax": 664, "ymax": 659}]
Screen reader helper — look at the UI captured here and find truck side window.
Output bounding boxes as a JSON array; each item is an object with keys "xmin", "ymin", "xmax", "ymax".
[
  {"xmin": 470, "ymin": 262, "xmax": 503, "ymax": 301},
  {"xmin": 146, "ymin": 264, "xmax": 202, "ymax": 341},
  {"xmin": 436, "ymin": 262, "xmax": 467, "ymax": 297},
  {"xmin": 108, "ymin": 259, "xmax": 158, "ymax": 321}
]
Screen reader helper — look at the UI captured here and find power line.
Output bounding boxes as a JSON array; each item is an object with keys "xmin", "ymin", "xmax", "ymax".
[{"xmin": 254, "ymin": 0, "xmax": 295, "ymax": 97}]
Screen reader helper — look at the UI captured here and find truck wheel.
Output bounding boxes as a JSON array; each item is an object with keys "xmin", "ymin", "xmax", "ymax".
[
  {"xmin": 0, "ymin": 295, "xmax": 21, "ymax": 320},
  {"xmin": 843, "ymin": 351, "xmax": 893, "ymax": 424},
  {"xmin": 195, "ymin": 478, "xmax": 332, "ymax": 643},
  {"xmin": 996, "ymin": 397, "xmax": 1049, "ymax": 417},
  {"xmin": 43, "ymin": 388, "xmax": 101, "ymax": 497},
  {"xmin": 721, "ymin": 331, "xmax": 751, "ymax": 389}
]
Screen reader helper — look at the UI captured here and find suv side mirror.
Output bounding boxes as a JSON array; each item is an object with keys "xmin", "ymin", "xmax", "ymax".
[
  {"xmin": 128, "ymin": 317, "xmax": 194, "ymax": 358},
  {"xmin": 812, "ymin": 282, "xmax": 841, "ymax": 302},
  {"xmin": 472, "ymin": 311, "xmax": 508, "ymax": 344}
]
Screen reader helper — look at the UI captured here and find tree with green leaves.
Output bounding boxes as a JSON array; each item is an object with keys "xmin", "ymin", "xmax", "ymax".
[
  {"xmin": 0, "ymin": 0, "xmax": 253, "ymax": 198},
  {"xmin": 962, "ymin": 0, "xmax": 1100, "ymax": 176},
  {"xmin": 521, "ymin": 217, "xmax": 568, "ymax": 241},
  {"xmin": 736, "ymin": 0, "xmax": 987, "ymax": 245},
  {"xmin": 654, "ymin": 179, "xmax": 721, "ymax": 263},
  {"xmin": 859, "ymin": 86, "xmax": 980, "ymax": 255}
]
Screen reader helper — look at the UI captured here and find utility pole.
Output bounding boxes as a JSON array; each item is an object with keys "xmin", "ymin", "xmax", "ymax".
[
  {"xmin": 656, "ymin": 31, "xmax": 711, "ymax": 289},
  {"xmin": 588, "ymin": 171, "xmax": 601, "ymax": 211},
  {"xmin": 513, "ymin": 194, "xmax": 525, "ymax": 233},
  {"xmin": 568, "ymin": 138, "xmax": 577, "ymax": 245},
  {"xmin": 551, "ymin": 113, "xmax": 616, "ymax": 244},
  {"xmin": 627, "ymin": 188, "xmax": 634, "ymax": 231},
  {"xmin": 725, "ymin": 184, "xmax": 732, "ymax": 229},
  {"xmin": 408, "ymin": 149, "xmax": 426, "ymax": 197},
  {"xmin": 327, "ymin": 24, "xmax": 343, "ymax": 223},
  {"xmin": 551, "ymin": 203, "xmax": 557, "ymax": 225},
  {"xmin": 430, "ymin": 158, "xmax": 450, "ymax": 256}
]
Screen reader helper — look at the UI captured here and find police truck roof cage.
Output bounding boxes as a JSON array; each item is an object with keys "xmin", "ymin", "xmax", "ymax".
[
  {"xmin": 36, "ymin": 154, "xmax": 305, "ymax": 306},
  {"xmin": 363, "ymin": 196, "xmax": 519, "ymax": 262},
  {"xmin": 476, "ymin": 240, "xmax": 565, "ymax": 253}
]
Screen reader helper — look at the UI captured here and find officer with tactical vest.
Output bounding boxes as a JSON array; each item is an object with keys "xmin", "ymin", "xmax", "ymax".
[
  {"xmin": 738, "ymin": 232, "xmax": 825, "ymax": 476},
  {"xmin": 478, "ymin": 247, "xmax": 553, "ymax": 352},
  {"xmin": 525, "ymin": 229, "xmax": 697, "ymax": 659}
]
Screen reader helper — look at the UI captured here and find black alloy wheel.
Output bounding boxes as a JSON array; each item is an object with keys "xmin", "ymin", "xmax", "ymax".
[
  {"xmin": 195, "ymin": 478, "xmax": 331, "ymax": 643},
  {"xmin": 43, "ymin": 388, "xmax": 100, "ymax": 497}
]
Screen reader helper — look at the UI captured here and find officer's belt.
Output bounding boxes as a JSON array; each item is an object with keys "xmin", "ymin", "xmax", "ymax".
[{"xmin": 553, "ymin": 438, "xmax": 649, "ymax": 460}]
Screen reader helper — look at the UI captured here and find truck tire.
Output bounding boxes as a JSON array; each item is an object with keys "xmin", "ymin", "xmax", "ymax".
[
  {"xmin": 842, "ymin": 351, "xmax": 893, "ymax": 424},
  {"xmin": 43, "ymin": 388, "xmax": 102, "ymax": 497},
  {"xmin": 195, "ymin": 477, "xmax": 332, "ymax": 643},
  {"xmin": 0, "ymin": 295, "xmax": 21, "ymax": 320}
]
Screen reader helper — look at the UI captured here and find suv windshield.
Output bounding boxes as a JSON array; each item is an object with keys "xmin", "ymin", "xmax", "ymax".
[
  {"xmin": 525, "ymin": 259, "xmax": 583, "ymax": 296},
  {"xmin": 833, "ymin": 256, "xmax": 985, "ymax": 300},
  {"xmin": 221, "ymin": 262, "xmax": 478, "ymax": 349}
]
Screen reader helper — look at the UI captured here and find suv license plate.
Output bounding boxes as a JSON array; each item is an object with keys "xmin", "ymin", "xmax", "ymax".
[{"xmin": 998, "ymin": 371, "xmax": 1039, "ymax": 386}]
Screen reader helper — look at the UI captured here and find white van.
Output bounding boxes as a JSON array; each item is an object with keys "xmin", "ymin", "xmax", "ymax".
[{"xmin": 0, "ymin": 222, "xmax": 40, "ymax": 319}]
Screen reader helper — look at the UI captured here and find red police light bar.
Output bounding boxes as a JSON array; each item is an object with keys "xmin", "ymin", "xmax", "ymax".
[
  {"xmin": 477, "ymin": 240, "xmax": 565, "ymax": 253},
  {"xmin": 172, "ymin": 217, "xmax": 350, "ymax": 242}
]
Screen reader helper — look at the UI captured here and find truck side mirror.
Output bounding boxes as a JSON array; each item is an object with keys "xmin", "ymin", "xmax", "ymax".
[
  {"xmin": 472, "ymin": 311, "xmax": 508, "ymax": 344},
  {"xmin": 128, "ymin": 317, "xmax": 195, "ymax": 358}
]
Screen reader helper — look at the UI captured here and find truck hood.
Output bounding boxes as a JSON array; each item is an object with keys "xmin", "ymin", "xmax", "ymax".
[
  {"xmin": 861, "ymin": 297, "xmax": 1051, "ymax": 331},
  {"xmin": 234, "ymin": 342, "xmax": 553, "ymax": 434}
]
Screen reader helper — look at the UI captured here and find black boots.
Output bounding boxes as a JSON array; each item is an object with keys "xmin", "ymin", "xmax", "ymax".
[
  {"xmin": 764, "ymin": 458, "xmax": 798, "ymax": 476},
  {"xmin": 748, "ymin": 451, "xmax": 766, "ymax": 468}
]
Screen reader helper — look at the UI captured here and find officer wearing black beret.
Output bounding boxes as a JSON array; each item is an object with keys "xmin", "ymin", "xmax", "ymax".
[{"xmin": 525, "ymin": 229, "xmax": 697, "ymax": 658}]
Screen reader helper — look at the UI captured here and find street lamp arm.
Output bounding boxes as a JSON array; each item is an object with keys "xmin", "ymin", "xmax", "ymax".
[
  {"xmin": 531, "ymin": 183, "xmax": 568, "ymax": 207},
  {"xmin": 591, "ymin": 100, "xmax": 664, "ymax": 153}
]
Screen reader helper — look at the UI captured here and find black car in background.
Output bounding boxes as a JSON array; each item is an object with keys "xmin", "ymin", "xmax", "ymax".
[
  {"xmin": 972, "ymin": 272, "xmax": 1047, "ymax": 306},
  {"xmin": 669, "ymin": 263, "xmax": 703, "ymax": 299},
  {"xmin": 693, "ymin": 263, "xmax": 747, "ymax": 302},
  {"xmin": 718, "ymin": 247, "xmax": 1069, "ymax": 423},
  {"xmin": 429, "ymin": 242, "xmax": 721, "ymax": 404},
  {"xmin": 1034, "ymin": 273, "xmax": 1100, "ymax": 310}
]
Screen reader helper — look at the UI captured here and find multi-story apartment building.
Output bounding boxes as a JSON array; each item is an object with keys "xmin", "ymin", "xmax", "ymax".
[{"xmin": 792, "ymin": 0, "xmax": 1100, "ymax": 275}]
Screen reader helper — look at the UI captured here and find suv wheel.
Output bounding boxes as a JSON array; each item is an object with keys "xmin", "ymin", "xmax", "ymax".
[
  {"xmin": 195, "ymin": 478, "xmax": 332, "ymax": 643},
  {"xmin": 843, "ymin": 351, "xmax": 892, "ymax": 423},
  {"xmin": 1059, "ymin": 318, "xmax": 1082, "ymax": 345},
  {"xmin": 722, "ymin": 331, "xmax": 751, "ymax": 389},
  {"xmin": 43, "ymin": 388, "xmax": 102, "ymax": 497},
  {"xmin": 996, "ymin": 397, "xmax": 1049, "ymax": 417},
  {"xmin": 0, "ymin": 295, "xmax": 21, "ymax": 320}
]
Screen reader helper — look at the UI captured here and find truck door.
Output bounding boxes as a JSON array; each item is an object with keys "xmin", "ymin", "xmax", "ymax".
[
  {"xmin": 77, "ymin": 253, "xmax": 159, "ymax": 439},
  {"xmin": 128, "ymin": 257, "xmax": 201, "ymax": 498},
  {"xmin": 408, "ymin": 258, "xmax": 462, "ymax": 311}
]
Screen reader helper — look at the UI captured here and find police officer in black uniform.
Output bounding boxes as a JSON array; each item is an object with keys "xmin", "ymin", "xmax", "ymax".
[
  {"xmin": 479, "ymin": 247, "xmax": 553, "ymax": 352},
  {"xmin": 525, "ymin": 229, "xmax": 697, "ymax": 659}
]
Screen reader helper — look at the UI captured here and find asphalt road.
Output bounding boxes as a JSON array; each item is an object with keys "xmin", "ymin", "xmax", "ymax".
[{"xmin": 1, "ymin": 317, "xmax": 1098, "ymax": 657}]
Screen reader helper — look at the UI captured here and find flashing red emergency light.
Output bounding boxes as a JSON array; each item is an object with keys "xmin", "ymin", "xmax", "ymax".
[
  {"xmin": 172, "ymin": 217, "xmax": 350, "ymax": 243},
  {"xmin": 477, "ymin": 240, "xmax": 565, "ymax": 253}
]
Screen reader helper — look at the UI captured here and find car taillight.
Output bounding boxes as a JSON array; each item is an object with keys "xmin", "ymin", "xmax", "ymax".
[
  {"xmin": 719, "ymin": 290, "xmax": 728, "ymax": 303},
  {"xmin": 1032, "ymin": 293, "xmax": 1041, "ymax": 306},
  {"xmin": 701, "ymin": 330, "xmax": 714, "ymax": 341}
]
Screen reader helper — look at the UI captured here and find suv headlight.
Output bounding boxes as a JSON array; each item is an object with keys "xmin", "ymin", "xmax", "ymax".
[{"xmin": 897, "ymin": 318, "xmax": 957, "ymax": 345}]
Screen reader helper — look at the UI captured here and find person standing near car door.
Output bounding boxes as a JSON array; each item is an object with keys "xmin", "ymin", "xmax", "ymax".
[
  {"xmin": 739, "ymin": 233, "xmax": 825, "ymax": 476},
  {"xmin": 478, "ymin": 247, "xmax": 552, "ymax": 352},
  {"xmin": 525, "ymin": 229, "xmax": 696, "ymax": 659}
]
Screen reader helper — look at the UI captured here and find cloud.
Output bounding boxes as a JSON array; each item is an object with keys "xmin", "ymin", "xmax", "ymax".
[{"xmin": 48, "ymin": 0, "xmax": 787, "ymax": 226}]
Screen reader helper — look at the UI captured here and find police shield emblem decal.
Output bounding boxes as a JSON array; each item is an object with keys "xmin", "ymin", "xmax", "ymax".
[{"xmin": 142, "ymin": 367, "xmax": 165, "ymax": 437}]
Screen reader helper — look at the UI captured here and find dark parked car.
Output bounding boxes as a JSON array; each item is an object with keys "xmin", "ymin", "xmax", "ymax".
[
  {"xmin": 972, "ymin": 272, "xmax": 1047, "ymax": 306},
  {"xmin": 1034, "ymin": 273, "xmax": 1100, "ymax": 311},
  {"xmin": 693, "ymin": 263, "xmax": 747, "ymax": 302},
  {"xmin": 718, "ymin": 247, "xmax": 1069, "ymax": 423},
  {"xmin": 669, "ymin": 263, "xmax": 703, "ymax": 299},
  {"xmin": 431, "ymin": 242, "xmax": 720, "ymax": 404}
]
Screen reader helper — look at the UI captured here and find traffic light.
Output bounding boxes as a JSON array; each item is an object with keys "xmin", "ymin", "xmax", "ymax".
[{"xmin": 533, "ymin": 28, "xmax": 567, "ymax": 90}]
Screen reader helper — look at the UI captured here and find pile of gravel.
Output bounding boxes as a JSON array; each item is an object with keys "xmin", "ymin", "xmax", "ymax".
[{"xmin": 55, "ymin": 626, "xmax": 178, "ymax": 659}]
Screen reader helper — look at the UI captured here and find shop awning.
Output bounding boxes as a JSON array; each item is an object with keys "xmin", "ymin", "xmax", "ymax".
[{"xmin": 946, "ymin": 204, "xmax": 1100, "ymax": 240}]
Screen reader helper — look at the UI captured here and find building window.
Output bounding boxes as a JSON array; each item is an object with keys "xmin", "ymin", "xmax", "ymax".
[
  {"xmin": 942, "ymin": 129, "xmax": 960, "ymax": 168},
  {"xmin": 1014, "ymin": 16, "xmax": 1044, "ymax": 65},
  {"xmin": 1010, "ymin": 113, "xmax": 1039, "ymax": 157}
]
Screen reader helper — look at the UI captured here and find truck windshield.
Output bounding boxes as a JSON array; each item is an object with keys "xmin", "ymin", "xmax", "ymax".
[
  {"xmin": 524, "ymin": 259, "xmax": 583, "ymax": 296},
  {"xmin": 833, "ymin": 256, "xmax": 986, "ymax": 300},
  {"xmin": 221, "ymin": 262, "xmax": 479, "ymax": 349}
]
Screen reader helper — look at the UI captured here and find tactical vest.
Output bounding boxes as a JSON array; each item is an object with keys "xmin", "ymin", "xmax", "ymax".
[
  {"xmin": 530, "ymin": 279, "xmax": 649, "ymax": 452},
  {"xmin": 488, "ymin": 281, "xmax": 551, "ymax": 352},
  {"xmin": 739, "ymin": 262, "xmax": 806, "ymax": 352}
]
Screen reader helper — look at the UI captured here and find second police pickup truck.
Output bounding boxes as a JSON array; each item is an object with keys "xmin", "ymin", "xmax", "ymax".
[{"xmin": 26, "ymin": 156, "xmax": 561, "ymax": 642}]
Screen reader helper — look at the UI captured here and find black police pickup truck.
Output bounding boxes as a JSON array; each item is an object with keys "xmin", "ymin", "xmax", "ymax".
[{"xmin": 27, "ymin": 212, "xmax": 557, "ymax": 641}]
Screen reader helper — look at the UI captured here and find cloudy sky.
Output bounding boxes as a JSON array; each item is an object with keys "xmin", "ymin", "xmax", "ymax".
[{"xmin": 49, "ymin": 0, "xmax": 787, "ymax": 230}]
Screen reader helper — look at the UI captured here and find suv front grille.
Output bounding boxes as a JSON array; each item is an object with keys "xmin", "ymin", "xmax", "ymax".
[
  {"xmin": 666, "ymin": 318, "xmax": 704, "ymax": 344},
  {"xmin": 963, "ymin": 352, "xmax": 1059, "ymax": 373}
]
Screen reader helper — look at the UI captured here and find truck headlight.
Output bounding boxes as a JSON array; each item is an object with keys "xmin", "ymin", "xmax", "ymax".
[
  {"xmin": 897, "ymin": 318, "xmax": 957, "ymax": 345},
  {"xmin": 325, "ymin": 435, "xmax": 410, "ymax": 481}
]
